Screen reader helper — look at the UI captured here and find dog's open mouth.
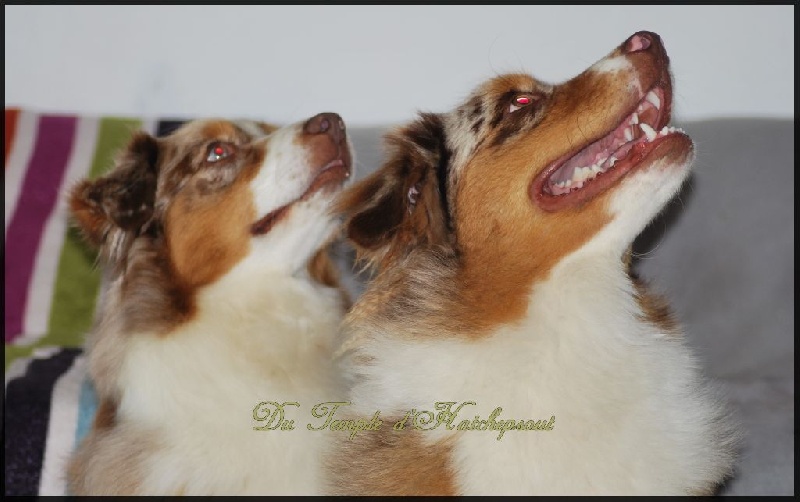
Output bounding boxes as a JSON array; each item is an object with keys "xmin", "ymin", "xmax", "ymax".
[
  {"xmin": 532, "ymin": 85, "xmax": 691, "ymax": 212},
  {"xmin": 251, "ymin": 158, "xmax": 351, "ymax": 235}
]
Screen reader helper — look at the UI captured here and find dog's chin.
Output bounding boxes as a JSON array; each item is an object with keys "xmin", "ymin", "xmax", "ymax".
[{"xmin": 250, "ymin": 160, "xmax": 351, "ymax": 236}]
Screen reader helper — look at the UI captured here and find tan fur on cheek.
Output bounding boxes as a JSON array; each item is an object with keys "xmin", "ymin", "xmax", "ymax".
[
  {"xmin": 165, "ymin": 178, "xmax": 255, "ymax": 289},
  {"xmin": 454, "ymin": 148, "xmax": 610, "ymax": 333},
  {"xmin": 452, "ymin": 72, "xmax": 639, "ymax": 333}
]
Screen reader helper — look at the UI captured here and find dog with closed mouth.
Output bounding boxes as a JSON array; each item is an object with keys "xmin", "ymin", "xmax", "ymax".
[
  {"xmin": 66, "ymin": 113, "xmax": 353, "ymax": 495},
  {"xmin": 330, "ymin": 31, "xmax": 739, "ymax": 495}
]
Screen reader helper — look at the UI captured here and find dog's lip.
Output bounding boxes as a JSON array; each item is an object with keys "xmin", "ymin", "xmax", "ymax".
[
  {"xmin": 250, "ymin": 154, "xmax": 351, "ymax": 236},
  {"xmin": 302, "ymin": 157, "xmax": 352, "ymax": 201},
  {"xmin": 530, "ymin": 82, "xmax": 690, "ymax": 212}
]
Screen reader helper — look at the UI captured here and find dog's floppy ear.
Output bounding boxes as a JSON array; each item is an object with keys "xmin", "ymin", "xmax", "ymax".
[
  {"xmin": 69, "ymin": 131, "xmax": 159, "ymax": 260},
  {"xmin": 336, "ymin": 113, "xmax": 453, "ymax": 269}
]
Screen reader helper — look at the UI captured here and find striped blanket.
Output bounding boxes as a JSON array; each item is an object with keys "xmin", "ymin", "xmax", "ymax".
[
  {"xmin": 5, "ymin": 109, "xmax": 187, "ymax": 366},
  {"xmin": 4, "ymin": 109, "xmax": 188, "ymax": 496}
]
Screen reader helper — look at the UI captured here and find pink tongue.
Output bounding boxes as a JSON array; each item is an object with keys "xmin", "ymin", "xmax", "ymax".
[
  {"xmin": 551, "ymin": 138, "xmax": 607, "ymax": 184},
  {"xmin": 550, "ymin": 118, "xmax": 636, "ymax": 184}
]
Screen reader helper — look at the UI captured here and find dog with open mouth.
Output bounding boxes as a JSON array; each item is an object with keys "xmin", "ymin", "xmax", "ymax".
[
  {"xmin": 66, "ymin": 113, "xmax": 353, "ymax": 495},
  {"xmin": 330, "ymin": 32, "xmax": 740, "ymax": 495}
]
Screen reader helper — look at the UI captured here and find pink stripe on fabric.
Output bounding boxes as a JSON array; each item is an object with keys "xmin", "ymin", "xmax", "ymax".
[{"xmin": 5, "ymin": 115, "xmax": 78, "ymax": 342}]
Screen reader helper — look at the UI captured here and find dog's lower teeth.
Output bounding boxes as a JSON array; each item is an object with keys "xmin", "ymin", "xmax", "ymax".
[
  {"xmin": 548, "ymin": 105, "xmax": 687, "ymax": 199},
  {"xmin": 640, "ymin": 123, "xmax": 657, "ymax": 141}
]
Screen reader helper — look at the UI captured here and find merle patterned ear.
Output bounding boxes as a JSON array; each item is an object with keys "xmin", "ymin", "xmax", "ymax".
[
  {"xmin": 69, "ymin": 132, "xmax": 159, "ymax": 252},
  {"xmin": 336, "ymin": 114, "xmax": 453, "ymax": 268},
  {"xmin": 339, "ymin": 171, "xmax": 406, "ymax": 252}
]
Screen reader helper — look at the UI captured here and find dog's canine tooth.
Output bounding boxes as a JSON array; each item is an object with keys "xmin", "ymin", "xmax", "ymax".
[
  {"xmin": 646, "ymin": 90, "xmax": 661, "ymax": 110},
  {"xmin": 630, "ymin": 113, "xmax": 639, "ymax": 125},
  {"xmin": 640, "ymin": 123, "xmax": 657, "ymax": 141}
]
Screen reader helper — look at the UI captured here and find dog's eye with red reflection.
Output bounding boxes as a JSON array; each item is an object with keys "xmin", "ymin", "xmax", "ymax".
[
  {"xmin": 206, "ymin": 142, "xmax": 235, "ymax": 163},
  {"xmin": 508, "ymin": 94, "xmax": 537, "ymax": 114}
]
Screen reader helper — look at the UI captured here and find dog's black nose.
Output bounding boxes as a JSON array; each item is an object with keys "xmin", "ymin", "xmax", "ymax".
[
  {"xmin": 304, "ymin": 112, "xmax": 346, "ymax": 144},
  {"xmin": 622, "ymin": 31, "xmax": 659, "ymax": 54}
]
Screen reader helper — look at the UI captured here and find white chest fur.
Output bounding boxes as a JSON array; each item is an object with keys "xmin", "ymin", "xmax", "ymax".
[
  {"xmin": 117, "ymin": 269, "xmax": 344, "ymax": 495},
  {"xmin": 343, "ymin": 251, "xmax": 736, "ymax": 495}
]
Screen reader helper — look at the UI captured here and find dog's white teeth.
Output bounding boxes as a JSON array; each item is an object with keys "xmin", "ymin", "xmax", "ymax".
[
  {"xmin": 570, "ymin": 163, "xmax": 606, "ymax": 184},
  {"xmin": 640, "ymin": 123, "xmax": 657, "ymax": 141},
  {"xmin": 660, "ymin": 126, "xmax": 669, "ymax": 135},
  {"xmin": 630, "ymin": 113, "xmax": 639, "ymax": 125},
  {"xmin": 624, "ymin": 128, "xmax": 634, "ymax": 142},
  {"xmin": 609, "ymin": 156, "xmax": 617, "ymax": 167},
  {"xmin": 646, "ymin": 90, "xmax": 661, "ymax": 110}
]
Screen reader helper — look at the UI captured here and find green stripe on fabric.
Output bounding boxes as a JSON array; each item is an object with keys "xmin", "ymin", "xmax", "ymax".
[
  {"xmin": 47, "ymin": 117, "xmax": 142, "ymax": 338},
  {"xmin": 4, "ymin": 118, "xmax": 142, "ymax": 370}
]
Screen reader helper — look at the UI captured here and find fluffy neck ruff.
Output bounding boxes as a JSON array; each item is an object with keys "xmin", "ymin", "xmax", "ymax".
[{"xmin": 340, "ymin": 242, "xmax": 653, "ymax": 350}]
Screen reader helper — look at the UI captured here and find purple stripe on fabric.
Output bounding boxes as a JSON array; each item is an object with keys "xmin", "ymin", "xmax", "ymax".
[{"xmin": 5, "ymin": 116, "xmax": 77, "ymax": 342}]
